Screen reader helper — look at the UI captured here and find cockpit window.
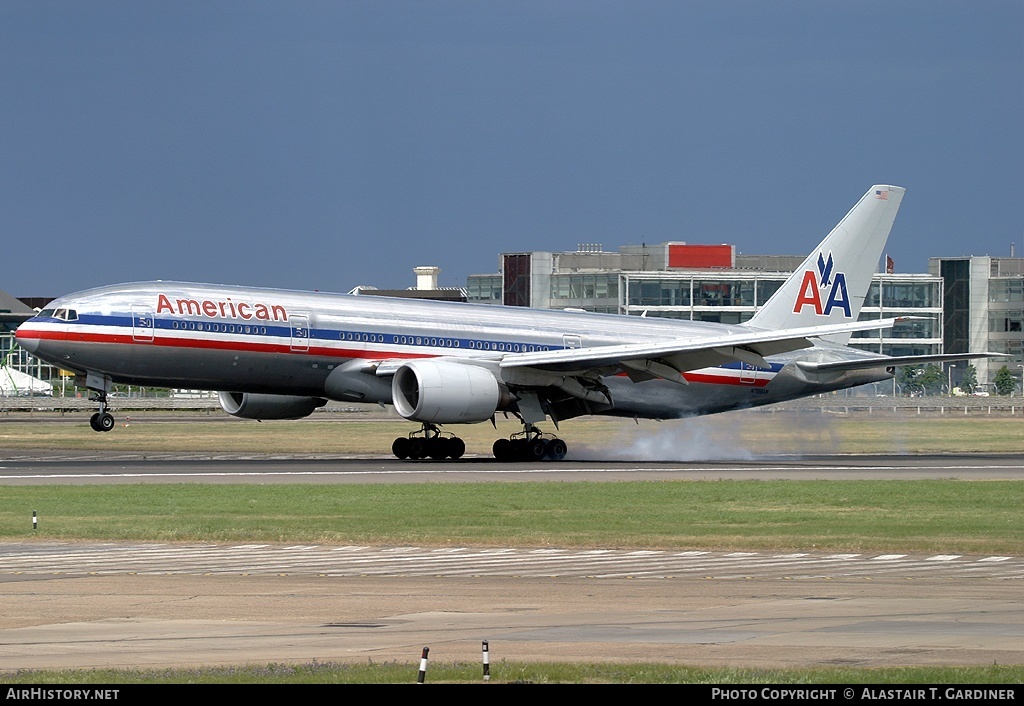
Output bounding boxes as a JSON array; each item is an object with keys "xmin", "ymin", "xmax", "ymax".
[
  {"xmin": 45, "ymin": 308, "xmax": 79, "ymax": 321},
  {"xmin": 38, "ymin": 309, "xmax": 55, "ymax": 318}
]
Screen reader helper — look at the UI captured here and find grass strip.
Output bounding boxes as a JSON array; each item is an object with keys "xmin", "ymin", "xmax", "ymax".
[
  {"xmin": 3, "ymin": 480, "xmax": 1022, "ymax": 554},
  {"xmin": 4, "ymin": 413, "xmax": 1024, "ymax": 455}
]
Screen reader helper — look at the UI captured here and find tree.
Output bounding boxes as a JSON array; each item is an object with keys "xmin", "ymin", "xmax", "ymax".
[
  {"xmin": 918, "ymin": 364, "xmax": 944, "ymax": 395},
  {"xmin": 993, "ymin": 365, "xmax": 1017, "ymax": 396},
  {"xmin": 959, "ymin": 364, "xmax": 978, "ymax": 394},
  {"xmin": 897, "ymin": 365, "xmax": 923, "ymax": 396},
  {"xmin": 898, "ymin": 364, "xmax": 943, "ymax": 396}
]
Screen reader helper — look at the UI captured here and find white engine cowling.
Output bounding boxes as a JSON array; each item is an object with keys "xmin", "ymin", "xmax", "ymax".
[
  {"xmin": 219, "ymin": 392, "xmax": 327, "ymax": 420},
  {"xmin": 392, "ymin": 360, "xmax": 509, "ymax": 424}
]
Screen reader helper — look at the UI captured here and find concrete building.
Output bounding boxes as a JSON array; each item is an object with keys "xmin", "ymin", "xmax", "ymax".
[
  {"xmin": 469, "ymin": 243, "xmax": 944, "ymax": 361},
  {"xmin": 929, "ymin": 256, "xmax": 1024, "ymax": 389}
]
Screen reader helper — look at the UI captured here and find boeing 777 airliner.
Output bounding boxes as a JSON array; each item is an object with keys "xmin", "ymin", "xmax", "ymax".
[{"xmin": 15, "ymin": 185, "xmax": 995, "ymax": 460}]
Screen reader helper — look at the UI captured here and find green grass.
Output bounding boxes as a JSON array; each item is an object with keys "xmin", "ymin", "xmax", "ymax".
[{"xmin": 3, "ymin": 480, "xmax": 1022, "ymax": 554}]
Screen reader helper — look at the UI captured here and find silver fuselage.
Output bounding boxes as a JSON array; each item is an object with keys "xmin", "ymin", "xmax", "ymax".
[{"xmin": 15, "ymin": 281, "xmax": 891, "ymax": 421}]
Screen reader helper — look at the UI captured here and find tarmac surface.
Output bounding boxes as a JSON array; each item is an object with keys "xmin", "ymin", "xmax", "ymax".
[
  {"xmin": 4, "ymin": 451, "xmax": 1024, "ymax": 484},
  {"xmin": 1, "ymin": 451, "xmax": 1022, "ymax": 672}
]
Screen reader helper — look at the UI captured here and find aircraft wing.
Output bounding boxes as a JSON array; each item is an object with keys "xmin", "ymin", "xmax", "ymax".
[
  {"xmin": 795, "ymin": 352, "xmax": 1004, "ymax": 374},
  {"xmin": 496, "ymin": 317, "xmax": 908, "ymax": 379}
]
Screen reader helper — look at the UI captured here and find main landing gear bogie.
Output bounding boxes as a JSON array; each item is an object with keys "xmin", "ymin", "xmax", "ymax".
[
  {"xmin": 492, "ymin": 425, "xmax": 568, "ymax": 462},
  {"xmin": 392, "ymin": 424, "xmax": 466, "ymax": 460},
  {"xmin": 392, "ymin": 422, "xmax": 569, "ymax": 462}
]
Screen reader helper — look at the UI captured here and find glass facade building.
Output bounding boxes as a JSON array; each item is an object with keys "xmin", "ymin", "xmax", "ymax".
[
  {"xmin": 472, "ymin": 244, "xmax": 946, "ymax": 362},
  {"xmin": 928, "ymin": 256, "xmax": 1024, "ymax": 389}
]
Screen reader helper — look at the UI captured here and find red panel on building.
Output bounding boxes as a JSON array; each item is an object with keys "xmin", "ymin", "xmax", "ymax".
[{"xmin": 668, "ymin": 244, "xmax": 733, "ymax": 269}]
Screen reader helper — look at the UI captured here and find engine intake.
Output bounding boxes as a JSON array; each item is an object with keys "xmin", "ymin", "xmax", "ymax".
[
  {"xmin": 218, "ymin": 392, "xmax": 327, "ymax": 420},
  {"xmin": 392, "ymin": 360, "xmax": 510, "ymax": 423}
]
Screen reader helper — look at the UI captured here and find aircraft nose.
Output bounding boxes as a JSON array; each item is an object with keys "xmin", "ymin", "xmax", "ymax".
[{"xmin": 15, "ymin": 325, "xmax": 40, "ymax": 354}]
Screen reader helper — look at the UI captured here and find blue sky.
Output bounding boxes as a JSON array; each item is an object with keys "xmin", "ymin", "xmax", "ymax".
[{"xmin": 2, "ymin": 1, "xmax": 1021, "ymax": 296}]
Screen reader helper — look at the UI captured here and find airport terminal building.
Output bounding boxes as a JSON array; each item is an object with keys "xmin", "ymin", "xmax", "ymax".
[
  {"xmin": 930, "ymin": 255, "xmax": 1024, "ymax": 387},
  {"xmin": 468, "ymin": 242, "xmax": 944, "ymax": 355},
  {"xmin": 469, "ymin": 242, "xmax": 1019, "ymax": 391}
]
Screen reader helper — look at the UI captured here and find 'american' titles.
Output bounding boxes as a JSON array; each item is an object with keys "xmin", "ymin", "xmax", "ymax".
[{"xmin": 156, "ymin": 293, "xmax": 288, "ymax": 322}]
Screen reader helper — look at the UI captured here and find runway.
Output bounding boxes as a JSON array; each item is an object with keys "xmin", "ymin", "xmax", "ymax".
[
  {"xmin": 3, "ymin": 451, "xmax": 1024, "ymax": 484},
  {"xmin": 1, "ymin": 452, "xmax": 1022, "ymax": 672}
]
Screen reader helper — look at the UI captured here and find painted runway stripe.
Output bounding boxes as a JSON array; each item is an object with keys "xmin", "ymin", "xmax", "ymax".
[{"xmin": 2, "ymin": 543, "xmax": 1021, "ymax": 580}]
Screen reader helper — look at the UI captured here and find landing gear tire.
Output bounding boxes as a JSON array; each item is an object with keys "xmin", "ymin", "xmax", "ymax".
[
  {"xmin": 492, "ymin": 438, "xmax": 513, "ymax": 462},
  {"xmin": 408, "ymin": 437, "xmax": 427, "ymax": 459},
  {"xmin": 526, "ymin": 438, "xmax": 548, "ymax": 461},
  {"xmin": 392, "ymin": 437, "xmax": 411, "ymax": 460},
  {"xmin": 447, "ymin": 437, "xmax": 466, "ymax": 460},
  {"xmin": 90, "ymin": 412, "xmax": 115, "ymax": 432},
  {"xmin": 428, "ymin": 438, "xmax": 450, "ymax": 460},
  {"xmin": 547, "ymin": 438, "xmax": 568, "ymax": 461}
]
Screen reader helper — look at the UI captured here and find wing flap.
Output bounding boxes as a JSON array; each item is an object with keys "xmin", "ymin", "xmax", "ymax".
[{"xmin": 620, "ymin": 358, "xmax": 689, "ymax": 385}]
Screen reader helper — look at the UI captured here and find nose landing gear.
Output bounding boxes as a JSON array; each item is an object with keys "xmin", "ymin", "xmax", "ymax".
[
  {"xmin": 88, "ymin": 390, "xmax": 115, "ymax": 432},
  {"xmin": 83, "ymin": 372, "xmax": 116, "ymax": 432}
]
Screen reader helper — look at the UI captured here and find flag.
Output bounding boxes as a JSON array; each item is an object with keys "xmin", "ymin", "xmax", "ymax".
[
  {"xmin": 875, "ymin": 189, "xmax": 888, "ymax": 200},
  {"xmin": 886, "ymin": 255, "xmax": 895, "ymax": 274}
]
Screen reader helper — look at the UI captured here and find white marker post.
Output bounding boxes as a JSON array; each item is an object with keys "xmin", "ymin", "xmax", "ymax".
[
  {"xmin": 482, "ymin": 640, "xmax": 490, "ymax": 681},
  {"xmin": 417, "ymin": 646, "xmax": 429, "ymax": 683}
]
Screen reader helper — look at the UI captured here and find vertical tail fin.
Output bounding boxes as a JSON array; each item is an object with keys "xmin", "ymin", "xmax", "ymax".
[{"xmin": 748, "ymin": 184, "xmax": 906, "ymax": 342}]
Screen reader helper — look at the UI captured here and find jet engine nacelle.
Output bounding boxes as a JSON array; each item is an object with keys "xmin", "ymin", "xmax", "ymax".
[
  {"xmin": 392, "ymin": 359, "xmax": 511, "ymax": 424},
  {"xmin": 218, "ymin": 392, "xmax": 327, "ymax": 420}
]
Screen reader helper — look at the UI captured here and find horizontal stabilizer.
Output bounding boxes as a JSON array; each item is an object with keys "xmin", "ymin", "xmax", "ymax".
[{"xmin": 795, "ymin": 352, "xmax": 1004, "ymax": 374}]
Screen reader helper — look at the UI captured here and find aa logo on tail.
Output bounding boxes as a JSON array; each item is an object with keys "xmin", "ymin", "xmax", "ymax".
[{"xmin": 792, "ymin": 252, "xmax": 851, "ymax": 317}]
